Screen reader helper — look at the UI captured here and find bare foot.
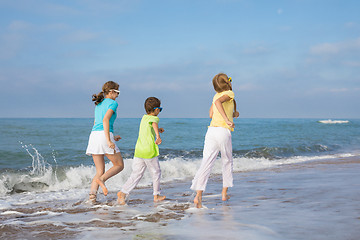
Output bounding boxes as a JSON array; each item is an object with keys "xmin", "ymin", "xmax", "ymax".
[
  {"xmin": 194, "ymin": 195, "xmax": 202, "ymax": 208},
  {"xmin": 95, "ymin": 178, "xmax": 108, "ymax": 196},
  {"xmin": 222, "ymin": 187, "xmax": 230, "ymax": 201},
  {"xmin": 154, "ymin": 195, "xmax": 166, "ymax": 202},
  {"xmin": 89, "ymin": 193, "xmax": 96, "ymax": 203},
  {"xmin": 117, "ymin": 191, "xmax": 126, "ymax": 205},
  {"xmin": 222, "ymin": 194, "xmax": 230, "ymax": 201}
]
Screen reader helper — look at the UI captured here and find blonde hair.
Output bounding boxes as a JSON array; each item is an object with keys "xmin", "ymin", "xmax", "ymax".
[
  {"xmin": 92, "ymin": 81, "xmax": 119, "ymax": 105},
  {"xmin": 212, "ymin": 73, "xmax": 232, "ymax": 93}
]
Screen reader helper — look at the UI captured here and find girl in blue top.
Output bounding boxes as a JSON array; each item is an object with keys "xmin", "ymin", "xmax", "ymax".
[{"xmin": 86, "ymin": 81, "xmax": 124, "ymax": 202}]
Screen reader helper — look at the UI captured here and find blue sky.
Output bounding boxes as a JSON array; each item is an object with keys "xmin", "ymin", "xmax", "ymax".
[{"xmin": 0, "ymin": 0, "xmax": 359, "ymax": 118}]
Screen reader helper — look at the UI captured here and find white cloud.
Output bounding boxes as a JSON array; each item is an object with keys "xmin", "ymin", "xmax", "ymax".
[
  {"xmin": 343, "ymin": 61, "xmax": 360, "ymax": 67},
  {"xmin": 310, "ymin": 43, "xmax": 340, "ymax": 55},
  {"xmin": 62, "ymin": 30, "xmax": 99, "ymax": 42},
  {"xmin": 43, "ymin": 23, "xmax": 70, "ymax": 31},
  {"xmin": 242, "ymin": 45, "xmax": 271, "ymax": 55},
  {"xmin": 0, "ymin": 33, "xmax": 25, "ymax": 59},
  {"xmin": 345, "ymin": 22, "xmax": 357, "ymax": 28},
  {"xmin": 237, "ymin": 83, "xmax": 260, "ymax": 91},
  {"xmin": 310, "ymin": 37, "xmax": 360, "ymax": 55},
  {"xmin": 307, "ymin": 87, "xmax": 360, "ymax": 94},
  {"xmin": 278, "ymin": 26, "xmax": 292, "ymax": 32},
  {"xmin": 128, "ymin": 81, "xmax": 183, "ymax": 91},
  {"xmin": 0, "ymin": 21, "xmax": 71, "ymax": 60},
  {"xmin": 329, "ymin": 88, "xmax": 349, "ymax": 93},
  {"xmin": 8, "ymin": 20, "xmax": 33, "ymax": 31},
  {"xmin": 7, "ymin": 20, "xmax": 69, "ymax": 33}
]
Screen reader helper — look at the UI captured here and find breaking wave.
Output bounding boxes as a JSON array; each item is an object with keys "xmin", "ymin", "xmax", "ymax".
[{"xmin": 0, "ymin": 145, "xmax": 356, "ymax": 197}]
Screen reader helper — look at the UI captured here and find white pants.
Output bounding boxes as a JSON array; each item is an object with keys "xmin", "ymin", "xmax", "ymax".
[
  {"xmin": 121, "ymin": 157, "xmax": 161, "ymax": 195},
  {"xmin": 191, "ymin": 127, "xmax": 233, "ymax": 192}
]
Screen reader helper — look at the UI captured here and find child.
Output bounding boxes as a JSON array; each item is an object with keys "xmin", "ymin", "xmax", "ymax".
[
  {"xmin": 191, "ymin": 73, "xmax": 239, "ymax": 208},
  {"xmin": 86, "ymin": 81, "xmax": 124, "ymax": 202},
  {"xmin": 117, "ymin": 97, "xmax": 166, "ymax": 204}
]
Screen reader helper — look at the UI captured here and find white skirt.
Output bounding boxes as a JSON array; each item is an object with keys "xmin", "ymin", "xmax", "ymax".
[{"xmin": 86, "ymin": 131, "xmax": 120, "ymax": 156}]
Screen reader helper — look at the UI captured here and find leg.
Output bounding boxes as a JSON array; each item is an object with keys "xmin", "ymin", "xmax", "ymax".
[
  {"xmin": 191, "ymin": 128, "xmax": 219, "ymax": 192},
  {"xmin": 90, "ymin": 154, "xmax": 106, "ymax": 199},
  {"xmin": 220, "ymin": 129, "xmax": 233, "ymax": 201},
  {"xmin": 103, "ymin": 152, "xmax": 124, "ymax": 181},
  {"xmin": 222, "ymin": 187, "xmax": 230, "ymax": 201},
  {"xmin": 117, "ymin": 157, "xmax": 146, "ymax": 204},
  {"xmin": 194, "ymin": 190, "xmax": 203, "ymax": 208},
  {"xmin": 191, "ymin": 128, "xmax": 219, "ymax": 208},
  {"xmin": 97, "ymin": 152, "xmax": 124, "ymax": 196},
  {"xmin": 145, "ymin": 157, "xmax": 166, "ymax": 202}
]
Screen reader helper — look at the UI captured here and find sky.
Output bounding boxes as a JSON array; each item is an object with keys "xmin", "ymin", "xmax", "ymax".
[{"xmin": 0, "ymin": 0, "xmax": 359, "ymax": 118}]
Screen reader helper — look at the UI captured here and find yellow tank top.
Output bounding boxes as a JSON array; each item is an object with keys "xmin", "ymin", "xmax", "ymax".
[{"xmin": 209, "ymin": 90, "xmax": 235, "ymax": 131}]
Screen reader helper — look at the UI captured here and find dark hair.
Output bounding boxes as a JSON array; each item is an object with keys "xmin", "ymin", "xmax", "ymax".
[
  {"xmin": 144, "ymin": 97, "xmax": 161, "ymax": 114},
  {"xmin": 92, "ymin": 81, "xmax": 119, "ymax": 105},
  {"xmin": 212, "ymin": 73, "xmax": 232, "ymax": 93}
]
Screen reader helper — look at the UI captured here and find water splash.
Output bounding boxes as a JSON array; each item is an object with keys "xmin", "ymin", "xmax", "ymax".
[
  {"xmin": 49, "ymin": 144, "xmax": 58, "ymax": 166},
  {"xmin": 48, "ymin": 144, "xmax": 58, "ymax": 180},
  {"xmin": 19, "ymin": 141, "xmax": 51, "ymax": 176}
]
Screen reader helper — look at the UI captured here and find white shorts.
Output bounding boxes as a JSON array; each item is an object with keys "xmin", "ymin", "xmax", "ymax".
[{"xmin": 86, "ymin": 131, "xmax": 120, "ymax": 156}]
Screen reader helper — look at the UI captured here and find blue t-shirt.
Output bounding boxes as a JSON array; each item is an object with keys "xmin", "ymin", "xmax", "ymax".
[{"xmin": 92, "ymin": 98, "xmax": 118, "ymax": 132}]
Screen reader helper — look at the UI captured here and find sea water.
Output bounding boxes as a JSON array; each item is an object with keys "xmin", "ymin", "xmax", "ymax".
[
  {"xmin": 1, "ymin": 118, "xmax": 359, "ymax": 197},
  {"xmin": 0, "ymin": 118, "xmax": 359, "ymax": 239}
]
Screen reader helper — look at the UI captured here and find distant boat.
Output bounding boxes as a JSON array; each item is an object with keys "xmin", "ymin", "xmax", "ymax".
[{"xmin": 318, "ymin": 119, "xmax": 349, "ymax": 124}]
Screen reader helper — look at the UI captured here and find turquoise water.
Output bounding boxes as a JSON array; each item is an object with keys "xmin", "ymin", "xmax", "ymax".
[
  {"xmin": 0, "ymin": 118, "xmax": 359, "ymax": 196},
  {"xmin": 1, "ymin": 118, "xmax": 359, "ymax": 169}
]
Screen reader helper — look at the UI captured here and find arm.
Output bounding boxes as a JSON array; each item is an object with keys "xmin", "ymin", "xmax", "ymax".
[
  {"xmin": 103, "ymin": 109, "xmax": 115, "ymax": 149},
  {"xmin": 152, "ymin": 122, "xmax": 162, "ymax": 145},
  {"xmin": 209, "ymin": 104, "xmax": 214, "ymax": 118},
  {"xmin": 214, "ymin": 94, "xmax": 234, "ymax": 128}
]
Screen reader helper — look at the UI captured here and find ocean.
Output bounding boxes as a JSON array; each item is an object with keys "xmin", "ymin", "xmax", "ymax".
[{"xmin": 1, "ymin": 118, "xmax": 360, "ymax": 239}]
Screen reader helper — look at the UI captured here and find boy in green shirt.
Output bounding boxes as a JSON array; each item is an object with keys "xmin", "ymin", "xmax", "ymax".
[{"xmin": 117, "ymin": 97, "xmax": 166, "ymax": 204}]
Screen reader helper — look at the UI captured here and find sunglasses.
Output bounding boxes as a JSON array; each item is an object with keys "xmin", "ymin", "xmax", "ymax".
[
  {"xmin": 111, "ymin": 89, "xmax": 120, "ymax": 94},
  {"xmin": 153, "ymin": 107, "xmax": 163, "ymax": 112},
  {"xmin": 228, "ymin": 77, "xmax": 232, "ymax": 83}
]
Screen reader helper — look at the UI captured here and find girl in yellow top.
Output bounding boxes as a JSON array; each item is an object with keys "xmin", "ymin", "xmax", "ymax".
[{"xmin": 191, "ymin": 73, "xmax": 239, "ymax": 208}]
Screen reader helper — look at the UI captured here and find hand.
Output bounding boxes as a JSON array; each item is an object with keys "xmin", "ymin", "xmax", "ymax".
[
  {"xmin": 155, "ymin": 137, "xmax": 162, "ymax": 145},
  {"xmin": 159, "ymin": 128, "xmax": 165, "ymax": 133},
  {"xmin": 107, "ymin": 140, "xmax": 115, "ymax": 149},
  {"xmin": 233, "ymin": 111, "xmax": 239, "ymax": 118},
  {"xmin": 114, "ymin": 135, "xmax": 121, "ymax": 141},
  {"xmin": 226, "ymin": 120, "xmax": 235, "ymax": 128}
]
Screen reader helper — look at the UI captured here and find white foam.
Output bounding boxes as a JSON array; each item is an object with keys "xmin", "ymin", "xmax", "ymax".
[
  {"xmin": 0, "ymin": 152, "xmax": 358, "ymax": 210},
  {"xmin": 1, "ymin": 210, "xmax": 22, "ymax": 215}
]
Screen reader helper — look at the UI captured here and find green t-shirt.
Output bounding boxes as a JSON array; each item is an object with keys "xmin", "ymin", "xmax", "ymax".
[{"xmin": 134, "ymin": 115, "xmax": 160, "ymax": 159}]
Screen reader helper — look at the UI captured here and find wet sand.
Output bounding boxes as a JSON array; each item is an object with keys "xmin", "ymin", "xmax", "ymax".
[{"xmin": 1, "ymin": 156, "xmax": 360, "ymax": 239}]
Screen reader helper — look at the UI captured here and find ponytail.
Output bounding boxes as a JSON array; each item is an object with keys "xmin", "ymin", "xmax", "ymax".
[{"xmin": 92, "ymin": 91, "xmax": 104, "ymax": 105}]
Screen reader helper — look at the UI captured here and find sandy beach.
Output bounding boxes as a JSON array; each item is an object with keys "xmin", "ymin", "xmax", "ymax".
[{"xmin": 1, "ymin": 156, "xmax": 359, "ymax": 240}]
